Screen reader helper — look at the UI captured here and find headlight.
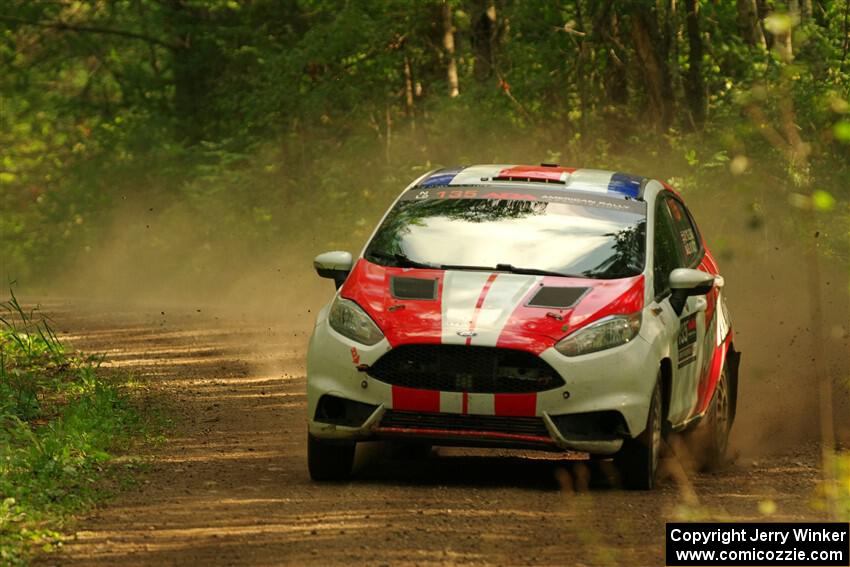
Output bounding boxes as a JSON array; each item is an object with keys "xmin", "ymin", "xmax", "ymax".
[
  {"xmin": 555, "ymin": 312, "xmax": 642, "ymax": 357},
  {"xmin": 328, "ymin": 297, "xmax": 384, "ymax": 345}
]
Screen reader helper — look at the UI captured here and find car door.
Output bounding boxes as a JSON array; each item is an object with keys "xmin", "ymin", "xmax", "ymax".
[
  {"xmin": 662, "ymin": 195, "xmax": 710, "ymax": 422},
  {"xmin": 648, "ymin": 194, "xmax": 690, "ymax": 424}
]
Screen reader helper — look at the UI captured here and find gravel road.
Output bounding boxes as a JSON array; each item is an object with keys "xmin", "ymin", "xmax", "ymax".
[{"xmin": 33, "ymin": 300, "xmax": 832, "ymax": 567}]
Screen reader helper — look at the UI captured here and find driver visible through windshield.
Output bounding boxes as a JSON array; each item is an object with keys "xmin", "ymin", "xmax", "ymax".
[{"xmin": 364, "ymin": 187, "xmax": 647, "ymax": 279}]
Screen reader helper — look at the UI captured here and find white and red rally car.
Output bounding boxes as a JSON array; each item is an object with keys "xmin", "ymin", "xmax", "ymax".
[{"xmin": 306, "ymin": 164, "xmax": 740, "ymax": 489}]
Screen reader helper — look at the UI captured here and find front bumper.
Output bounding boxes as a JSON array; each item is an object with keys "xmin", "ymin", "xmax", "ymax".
[{"xmin": 306, "ymin": 317, "xmax": 659, "ymax": 456}]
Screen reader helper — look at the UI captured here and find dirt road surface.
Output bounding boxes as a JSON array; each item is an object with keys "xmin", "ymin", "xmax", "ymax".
[{"xmin": 34, "ymin": 300, "xmax": 830, "ymax": 567}]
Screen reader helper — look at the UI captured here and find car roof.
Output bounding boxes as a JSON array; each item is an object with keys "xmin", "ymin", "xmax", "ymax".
[{"xmin": 416, "ymin": 164, "xmax": 650, "ymax": 200}]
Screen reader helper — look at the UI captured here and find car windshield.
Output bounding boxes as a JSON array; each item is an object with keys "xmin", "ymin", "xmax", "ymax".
[{"xmin": 364, "ymin": 190, "xmax": 647, "ymax": 279}]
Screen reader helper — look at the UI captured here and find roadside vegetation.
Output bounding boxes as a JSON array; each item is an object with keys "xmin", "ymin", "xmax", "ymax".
[{"xmin": 0, "ymin": 291, "xmax": 160, "ymax": 564}]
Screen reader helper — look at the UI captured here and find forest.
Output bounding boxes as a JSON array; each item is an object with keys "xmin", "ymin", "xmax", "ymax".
[{"xmin": 1, "ymin": 0, "xmax": 848, "ymax": 289}]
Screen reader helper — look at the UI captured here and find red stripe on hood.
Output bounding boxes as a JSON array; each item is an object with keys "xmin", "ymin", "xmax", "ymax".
[
  {"xmin": 343, "ymin": 259, "xmax": 645, "ymax": 355},
  {"xmin": 497, "ymin": 275, "xmax": 645, "ymax": 355},
  {"xmin": 340, "ymin": 259, "xmax": 444, "ymax": 347},
  {"xmin": 466, "ymin": 273, "xmax": 499, "ymax": 345},
  {"xmin": 568, "ymin": 274, "xmax": 645, "ymax": 330}
]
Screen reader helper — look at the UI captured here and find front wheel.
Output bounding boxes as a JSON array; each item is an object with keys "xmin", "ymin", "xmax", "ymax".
[
  {"xmin": 615, "ymin": 376, "xmax": 663, "ymax": 490},
  {"xmin": 308, "ymin": 435, "xmax": 355, "ymax": 481}
]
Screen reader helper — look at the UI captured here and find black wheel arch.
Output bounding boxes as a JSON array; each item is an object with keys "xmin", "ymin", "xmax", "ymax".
[
  {"xmin": 726, "ymin": 342, "xmax": 741, "ymax": 426},
  {"xmin": 659, "ymin": 357, "xmax": 673, "ymax": 436}
]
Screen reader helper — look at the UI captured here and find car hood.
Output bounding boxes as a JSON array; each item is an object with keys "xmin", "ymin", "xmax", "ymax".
[{"xmin": 339, "ymin": 259, "xmax": 644, "ymax": 354}]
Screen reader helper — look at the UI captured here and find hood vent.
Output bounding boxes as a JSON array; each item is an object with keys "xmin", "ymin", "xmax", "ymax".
[
  {"xmin": 391, "ymin": 276, "xmax": 438, "ymax": 300},
  {"xmin": 527, "ymin": 286, "xmax": 588, "ymax": 309}
]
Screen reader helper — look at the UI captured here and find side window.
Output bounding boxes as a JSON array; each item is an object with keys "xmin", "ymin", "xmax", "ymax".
[
  {"xmin": 654, "ymin": 197, "xmax": 681, "ymax": 297},
  {"xmin": 665, "ymin": 197, "xmax": 701, "ymax": 267}
]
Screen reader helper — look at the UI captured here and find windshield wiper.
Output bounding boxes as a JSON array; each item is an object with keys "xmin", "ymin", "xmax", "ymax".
[
  {"xmin": 493, "ymin": 264, "xmax": 580, "ymax": 278},
  {"xmin": 367, "ymin": 250, "xmax": 438, "ymax": 269},
  {"xmin": 369, "ymin": 252, "xmax": 579, "ymax": 277},
  {"xmin": 439, "ymin": 263, "xmax": 496, "ymax": 272},
  {"xmin": 438, "ymin": 262, "xmax": 580, "ymax": 278}
]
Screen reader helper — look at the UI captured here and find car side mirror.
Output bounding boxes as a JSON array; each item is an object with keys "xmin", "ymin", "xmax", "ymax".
[
  {"xmin": 314, "ymin": 251, "xmax": 353, "ymax": 289},
  {"xmin": 669, "ymin": 268, "xmax": 715, "ymax": 316}
]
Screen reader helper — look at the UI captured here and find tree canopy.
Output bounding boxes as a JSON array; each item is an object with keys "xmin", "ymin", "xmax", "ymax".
[{"xmin": 1, "ymin": 0, "xmax": 848, "ymax": 284}]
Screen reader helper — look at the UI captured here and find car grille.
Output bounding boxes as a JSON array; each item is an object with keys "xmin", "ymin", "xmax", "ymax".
[
  {"xmin": 379, "ymin": 410, "xmax": 550, "ymax": 438},
  {"xmin": 366, "ymin": 345, "xmax": 565, "ymax": 393}
]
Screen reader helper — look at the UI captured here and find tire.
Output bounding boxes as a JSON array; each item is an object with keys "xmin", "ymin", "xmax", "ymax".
[
  {"xmin": 308, "ymin": 434, "xmax": 355, "ymax": 481},
  {"xmin": 615, "ymin": 376, "xmax": 663, "ymax": 490},
  {"xmin": 701, "ymin": 362, "xmax": 731, "ymax": 470}
]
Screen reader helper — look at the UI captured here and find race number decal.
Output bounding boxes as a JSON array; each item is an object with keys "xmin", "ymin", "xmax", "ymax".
[{"xmin": 677, "ymin": 313, "xmax": 698, "ymax": 368}]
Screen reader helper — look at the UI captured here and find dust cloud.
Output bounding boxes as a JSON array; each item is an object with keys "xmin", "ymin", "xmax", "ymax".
[
  {"xmin": 52, "ymin": 195, "xmax": 337, "ymax": 324},
  {"xmin": 41, "ymin": 146, "xmax": 850, "ymax": 460},
  {"xmin": 688, "ymin": 185, "xmax": 850, "ymax": 456}
]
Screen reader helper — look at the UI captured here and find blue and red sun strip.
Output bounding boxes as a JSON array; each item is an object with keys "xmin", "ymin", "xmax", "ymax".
[{"xmin": 417, "ymin": 165, "xmax": 644, "ymax": 199}]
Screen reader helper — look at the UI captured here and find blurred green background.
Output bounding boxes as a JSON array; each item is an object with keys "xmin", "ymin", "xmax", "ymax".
[{"xmin": 0, "ymin": 0, "xmax": 847, "ymax": 294}]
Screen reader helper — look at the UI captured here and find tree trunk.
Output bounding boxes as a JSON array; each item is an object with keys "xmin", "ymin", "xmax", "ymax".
[
  {"xmin": 574, "ymin": 0, "xmax": 589, "ymax": 134},
  {"xmin": 737, "ymin": 0, "xmax": 766, "ymax": 48},
  {"xmin": 403, "ymin": 55, "xmax": 415, "ymax": 120},
  {"xmin": 843, "ymin": 0, "xmax": 850, "ymax": 67},
  {"xmin": 595, "ymin": 2, "xmax": 628, "ymax": 106},
  {"xmin": 471, "ymin": 0, "xmax": 498, "ymax": 81},
  {"xmin": 756, "ymin": 0, "xmax": 773, "ymax": 49},
  {"xmin": 664, "ymin": 0, "xmax": 682, "ymax": 109},
  {"xmin": 385, "ymin": 104, "xmax": 392, "ymax": 163},
  {"xmin": 799, "ymin": 0, "xmax": 812, "ymax": 23},
  {"xmin": 629, "ymin": 4, "xmax": 674, "ymax": 130},
  {"xmin": 775, "ymin": 0, "xmax": 797, "ymax": 62},
  {"xmin": 684, "ymin": 0, "xmax": 705, "ymax": 128},
  {"xmin": 442, "ymin": 1, "xmax": 460, "ymax": 97},
  {"xmin": 165, "ymin": 0, "xmax": 222, "ymax": 144},
  {"xmin": 811, "ymin": 0, "xmax": 829, "ymax": 27}
]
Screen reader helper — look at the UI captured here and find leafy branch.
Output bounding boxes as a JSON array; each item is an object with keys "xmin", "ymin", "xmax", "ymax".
[{"xmin": 0, "ymin": 15, "xmax": 179, "ymax": 50}]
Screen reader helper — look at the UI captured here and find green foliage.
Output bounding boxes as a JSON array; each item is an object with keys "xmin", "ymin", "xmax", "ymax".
[
  {"xmin": 836, "ymin": 454, "xmax": 850, "ymax": 520},
  {"xmin": 0, "ymin": 0, "xmax": 847, "ymax": 283},
  {"xmin": 0, "ymin": 292, "xmax": 152, "ymax": 564},
  {"xmin": 813, "ymin": 452, "xmax": 850, "ymax": 520}
]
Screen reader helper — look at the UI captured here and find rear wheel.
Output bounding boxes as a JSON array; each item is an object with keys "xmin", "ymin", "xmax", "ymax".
[
  {"xmin": 615, "ymin": 376, "xmax": 663, "ymax": 490},
  {"xmin": 308, "ymin": 435, "xmax": 355, "ymax": 481},
  {"xmin": 701, "ymin": 362, "xmax": 731, "ymax": 470}
]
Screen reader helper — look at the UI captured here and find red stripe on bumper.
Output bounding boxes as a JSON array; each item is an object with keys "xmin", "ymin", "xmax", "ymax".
[
  {"xmin": 373, "ymin": 426, "xmax": 554, "ymax": 445},
  {"xmin": 392, "ymin": 386, "xmax": 441, "ymax": 413},
  {"xmin": 494, "ymin": 393, "xmax": 537, "ymax": 416}
]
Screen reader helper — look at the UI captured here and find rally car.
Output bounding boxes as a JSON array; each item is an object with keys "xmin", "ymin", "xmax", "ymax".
[{"xmin": 306, "ymin": 164, "xmax": 740, "ymax": 489}]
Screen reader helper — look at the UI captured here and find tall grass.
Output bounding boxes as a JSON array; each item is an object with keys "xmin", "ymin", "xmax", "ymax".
[{"xmin": 0, "ymin": 290, "xmax": 155, "ymax": 565}]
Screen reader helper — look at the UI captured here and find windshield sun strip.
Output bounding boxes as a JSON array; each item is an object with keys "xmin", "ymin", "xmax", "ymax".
[{"xmin": 400, "ymin": 186, "xmax": 647, "ymax": 214}]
